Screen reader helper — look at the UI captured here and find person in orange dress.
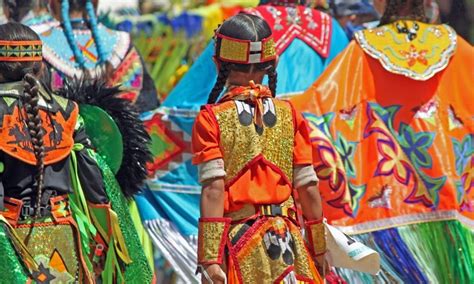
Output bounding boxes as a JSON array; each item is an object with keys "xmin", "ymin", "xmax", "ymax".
[
  {"xmin": 192, "ymin": 13, "xmax": 326, "ymax": 284},
  {"xmin": 292, "ymin": 0, "xmax": 473, "ymax": 282}
]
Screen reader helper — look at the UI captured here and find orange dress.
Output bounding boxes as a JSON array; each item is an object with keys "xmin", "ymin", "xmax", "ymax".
[
  {"xmin": 192, "ymin": 85, "xmax": 322, "ymax": 283},
  {"xmin": 192, "ymin": 97, "xmax": 313, "ymax": 212},
  {"xmin": 291, "ymin": 20, "xmax": 474, "ymax": 231}
]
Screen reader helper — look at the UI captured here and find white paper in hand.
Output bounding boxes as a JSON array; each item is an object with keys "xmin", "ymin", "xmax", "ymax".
[{"xmin": 324, "ymin": 223, "xmax": 381, "ymax": 275}]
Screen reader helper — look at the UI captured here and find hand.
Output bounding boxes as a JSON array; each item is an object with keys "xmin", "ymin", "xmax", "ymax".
[
  {"xmin": 314, "ymin": 255, "xmax": 330, "ymax": 278},
  {"xmin": 201, "ymin": 264, "xmax": 226, "ymax": 284}
]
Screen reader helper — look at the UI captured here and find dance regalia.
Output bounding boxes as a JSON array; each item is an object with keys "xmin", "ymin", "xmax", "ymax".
[
  {"xmin": 193, "ymin": 83, "xmax": 323, "ymax": 283},
  {"xmin": 291, "ymin": 21, "xmax": 474, "ymax": 282},
  {"xmin": 135, "ymin": 3, "xmax": 348, "ymax": 280},
  {"xmin": 22, "ymin": 13, "xmax": 57, "ymax": 34},
  {"xmin": 0, "ymin": 81, "xmax": 153, "ymax": 283},
  {"xmin": 38, "ymin": 19, "xmax": 159, "ymax": 112}
]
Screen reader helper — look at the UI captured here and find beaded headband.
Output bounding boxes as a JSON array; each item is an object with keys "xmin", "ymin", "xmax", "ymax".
[
  {"xmin": 0, "ymin": 40, "xmax": 43, "ymax": 62},
  {"xmin": 215, "ymin": 33, "xmax": 277, "ymax": 64}
]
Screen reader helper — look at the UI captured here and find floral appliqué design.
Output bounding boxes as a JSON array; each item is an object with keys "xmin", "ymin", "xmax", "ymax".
[{"xmin": 399, "ymin": 44, "xmax": 428, "ymax": 67}]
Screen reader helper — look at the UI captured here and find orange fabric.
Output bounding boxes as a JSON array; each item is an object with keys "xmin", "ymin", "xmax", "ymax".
[
  {"xmin": 192, "ymin": 98, "xmax": 314, "ymax": 213},
  {"xmin": 291, "ymin": 35, "xmax": 474, "ymax": 232},
  {"xmin": 220, "ymin": 81, "xmax": 273, "ymax": 127},
  {"xmin": 0, "ymin": 102, "xmax": 78, "ymax": 166}
]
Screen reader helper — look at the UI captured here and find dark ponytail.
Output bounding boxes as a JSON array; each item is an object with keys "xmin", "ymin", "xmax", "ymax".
[
  {"xmin": 21, "ymin": 74, "xmax": 45, "ymax": 216},
  {"xmin": 379, "ymin": 0, "xmax": 426, "ymax": 26}
]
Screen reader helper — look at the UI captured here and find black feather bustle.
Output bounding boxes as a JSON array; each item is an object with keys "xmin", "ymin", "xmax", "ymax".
[{"xmin": 57, "ymin": 78, "xmax": 152, "ymax": 198}]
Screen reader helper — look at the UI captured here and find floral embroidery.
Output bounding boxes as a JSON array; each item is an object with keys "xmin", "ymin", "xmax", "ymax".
[
  {"xmin": 355, "ymin": 20, "xmax": 456, "ymax": 80},
  {"xmin": 399, "ymin": 44, "xmax": 428, "ymax": 67}
]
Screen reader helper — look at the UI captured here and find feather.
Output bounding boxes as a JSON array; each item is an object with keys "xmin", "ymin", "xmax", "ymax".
[{"xmin": 57, "ymin": 78, "xmax": 151, "ymax": 197}]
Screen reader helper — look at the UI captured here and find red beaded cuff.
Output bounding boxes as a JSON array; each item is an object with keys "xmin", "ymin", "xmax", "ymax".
[
  {"xmin": 197, "ymin": 217, "xmax": 231, "ymax": 265},
  {"xmin": 305, "ymin": 218, "xmax": 327, "ymax": 256}
]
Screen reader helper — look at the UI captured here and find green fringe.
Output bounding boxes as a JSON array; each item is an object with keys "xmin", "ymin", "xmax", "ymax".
[
  {"xmin": 335, "ymin": 220, "xmax": 474, "ymax": 284},
  {"xmin": 93, "ymin": 152, "xmax": 154, "ymax": 284},
  {"xmin": 0, "ymin": 224, "xmax": 28, "ymax": 283},
  {"xmin": 398, "ymin": 220, "xmax": 474, "ymax": 283}
]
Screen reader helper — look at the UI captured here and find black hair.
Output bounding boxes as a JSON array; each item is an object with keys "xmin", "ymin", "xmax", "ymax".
[
  {"xmin": 4, "ymin": 0, "xmax": 34, "ymax": 22},
  {"xmin": 208, "ymin": 13, "xmax": 277, "ymax": 104},
  {"xmin": 4, "ymin": 0, "xmax": 50, "ymax": 22},
  {"xmin": 0, "ymin": 23, "xmax": 45, "ymax": 216},
  {"xmin": 379, "ymin": 0, "xmax": 426, "ymax": 26}
]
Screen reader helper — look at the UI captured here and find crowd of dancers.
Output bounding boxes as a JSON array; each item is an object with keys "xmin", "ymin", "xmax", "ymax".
[{"xmin": 0, "ymin": 0, "xmax": 471, "ymax": 283}]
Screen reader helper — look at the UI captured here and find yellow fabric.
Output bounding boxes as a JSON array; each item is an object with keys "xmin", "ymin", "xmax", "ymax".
[
  {"xmin": 0, "ymin": 215, "xmax": 38, "ymax": 272},
  {"xmin": 306, "ymin": 221, "xmax": 326, "ymax": 255},
  {"xmin": 355, "ymin": 20, "xmax": 457, "ymax": 80},
  {"xmin": 198, "ymin": 220, "xmax": 228, "ymax": 264},
  {"xmin": 109, "ymin": 209, "xmax": 132, "ymax": 264},
  {"xmin": 128, "ymin": 199, "xmax": 155, "ymax": 272},
  {"xmin": 226, "ymin": 217, "xmax": 322, "ymax": 283},
  {"xmin": 213, "ymin": 99, "xmax": 295, "ymax": 183}
]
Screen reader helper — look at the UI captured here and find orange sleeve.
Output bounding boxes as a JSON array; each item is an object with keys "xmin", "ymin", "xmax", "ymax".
[
  {"xmin": 192, "ymin": 107, "xmax": 222, "ymax": 165},
  {"xmin": 292, "ymin": 106, "xmax": 313, "ymax": 166}
]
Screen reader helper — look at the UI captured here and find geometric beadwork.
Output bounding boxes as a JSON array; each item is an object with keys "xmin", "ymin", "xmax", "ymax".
[{"xmin": 0, "ymin": 40, "xmax": 42, "ymax": 62}]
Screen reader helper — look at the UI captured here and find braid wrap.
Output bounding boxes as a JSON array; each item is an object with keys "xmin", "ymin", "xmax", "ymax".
[
  {"xmin": 61, "ymin": 0, "xmax": 87, "ymax": 67},
  {"xmin": 85, "ymin": 0, "xmax": 107, "ymax": 64},
  {"xmin": 22, "ymin": 74, "xmax": 45, "ymax": 217}
]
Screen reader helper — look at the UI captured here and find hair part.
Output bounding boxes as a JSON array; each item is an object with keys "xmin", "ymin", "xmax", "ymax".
[
  {"xmin": 208, "ymin": 13, "xmax": 277, "ymax": 104},
  {"xmin": 379, "ymin": 0, "xmax": 426, "ymax": 26}
]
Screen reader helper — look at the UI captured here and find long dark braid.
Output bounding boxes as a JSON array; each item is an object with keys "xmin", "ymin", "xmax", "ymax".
[
  {"xmin": 207, "ymin": 63, "xmax": 230, "ymax": 104},
  {"xmin": 0, "ymin": 23, "xmax": 45, "ymax": 216},
  {"xmin": 379, "ymin": 0, "xmax": 426, "ymax": 26},
  {"xmin": 267, "ymin": 66, "xmax": 277, "ymax": 97},
  {"xmin": 21, "ymin": 75, "xmax": 46, "ymax": 217}
]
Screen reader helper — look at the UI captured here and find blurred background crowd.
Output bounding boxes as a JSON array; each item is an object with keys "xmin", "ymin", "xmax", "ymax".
[{"xmin": 1, "ymin": 0, "xmax": 469, "ymax": 104}]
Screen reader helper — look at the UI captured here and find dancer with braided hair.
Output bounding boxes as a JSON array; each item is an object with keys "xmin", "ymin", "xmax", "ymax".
[
  {"xmin": 6, "ymin": 0, "xmax": 159, "ymax": 113},
  {"xmin": 193, "ymin": 14, "xmax": 326, "ymax": 284},
  {"xmin": 292, "ymin": 0, "xmax": 474, "ymax": 282},
  {"xmin": 135, "ymin": 2, "xmax": 348, "ymax": 279},
  {"xmin": 0, "ymin": 22, "xmax": 153, "ymax": 283}
]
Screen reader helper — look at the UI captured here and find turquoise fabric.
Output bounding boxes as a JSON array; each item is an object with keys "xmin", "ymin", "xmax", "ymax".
[
  {"xmin": 138, "ymin": 18, "xmax": 349, "ymax": 239},
  {"xmin": 163, "ymin": 18, "xmax": 348, "ymax": 110}
]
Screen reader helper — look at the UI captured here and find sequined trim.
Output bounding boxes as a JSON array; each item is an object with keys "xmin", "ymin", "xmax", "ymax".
[
  {"xmin": 355, "ymin": 21, "xmax": 457, "ymax": 81},
  {"xmin": 211, "ymin": 99, "xmax": 295, "ymax": 184},
  {"xmin": 13, "ymin": 222, "xmax": 82, "ymax": 283},
  {"xmin": 305, "ymin": 219, "xmax": 326, "ymax": 256},
  {"xmin": 197, "ymin": 218, "xmax": 231, "ymax": 265},
  {"xmin": 245, "ymin": 5, "xmax": 332, "ymax": 57},
  {"xmin": 228, "ymin": 217, "xmax": 319, "ymax": 282}
]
